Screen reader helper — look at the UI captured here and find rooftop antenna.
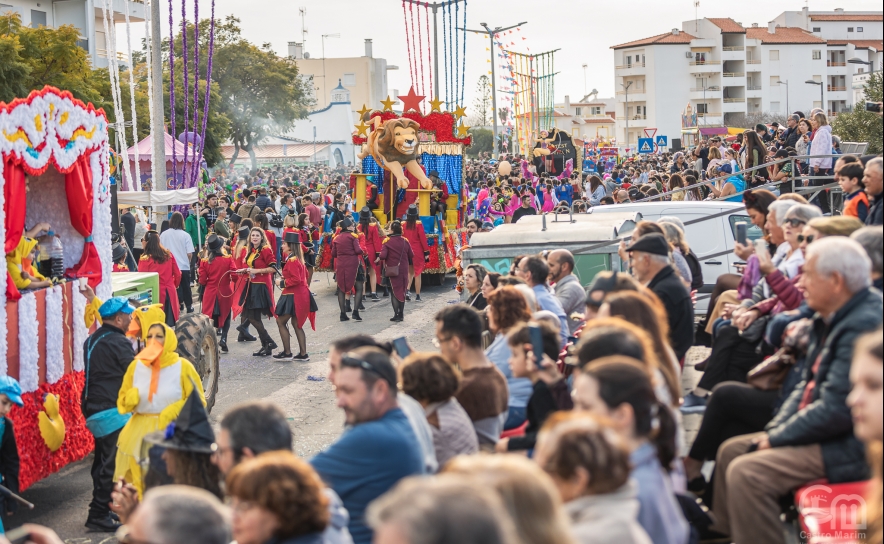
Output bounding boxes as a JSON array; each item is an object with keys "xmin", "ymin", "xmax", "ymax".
[
  {"xmin": 694, "ymin": 0, "xmax": 700, "ymax": 32},
  {"xmin": 299, "ymin": 7, "xmax": 307, "ymax": 53}
]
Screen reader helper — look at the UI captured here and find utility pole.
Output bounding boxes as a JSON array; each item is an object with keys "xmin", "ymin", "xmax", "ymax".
[
  {"xmin": 321, "ymin": 33, "xmax": 340, "ymax": 109},
  {"xmin": 149, "ymin": 0, "xmax": 166, "ymax": 192},
  {"xmin": 402, "ymin": 0, "xmax": 466, "ymax": 101},
  {"xmin": 461, "ymin": 21, "xmax": 527, "ymax": 156},
  {"xmin": 622, "ymin": 81, "xmax": 632, "ymax": 152}
]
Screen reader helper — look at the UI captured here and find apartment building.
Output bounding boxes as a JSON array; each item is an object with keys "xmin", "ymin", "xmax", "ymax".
[
  {"xmin": 0, "ymin": 0, "xmax": 146, "ymax": 69},
  {"xmin": 611, "ymin": 9, "xmax": 882, "ymax": 149},
  {"xmin": 553, "ymin": 92, "xmax": 617, "ymax": 140}
]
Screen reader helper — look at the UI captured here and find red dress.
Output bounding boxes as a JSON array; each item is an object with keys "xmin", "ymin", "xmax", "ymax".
[
  {"xmin": 357, "ymin": 223, "xmax": 383, "ymax": 277},
  {"xmin": 331, "ymin": 231, "xmax": 363, "ymax": 293},
  {"xmin": 138, "ymin": 255, "xmax": 181, "ymax": 322},
  {"xmin": 198, "ymin": 255, "xmax": 235, "ymax": 327},
  {"xmin": 233, "ymin": 245, "xmax": 276, "ymax": 318},
  {"xmin": 403, "ymin": 222, "xmax": 430, "ymax": 275},
  {"xmin": 280, "ymin": 256, "xmax": 315, "ymax": 330}
]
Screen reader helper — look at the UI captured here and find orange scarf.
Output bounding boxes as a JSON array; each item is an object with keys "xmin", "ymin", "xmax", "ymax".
[{"xmin": 135, "ymin": 340, "xmax": 165, "ymax": 402}]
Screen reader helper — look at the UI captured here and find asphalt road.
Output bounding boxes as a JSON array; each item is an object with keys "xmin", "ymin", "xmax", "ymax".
[{"xmin": 9, "ymin": 271, "xmax": 460, "ymax": 541}]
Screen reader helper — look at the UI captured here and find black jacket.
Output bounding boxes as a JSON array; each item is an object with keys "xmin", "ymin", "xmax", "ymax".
[
  {"xmin": 82, "ymin": 324, "xmax": 136, "ymax": 418},
  {"xmin": 782, "ymin": 127, "xmax": 800, "ymax": 149},
  {"xmin": 255, "ymin": 195, "xmax": 274, "ymax": 212},
  {"xmin": 0, "ymin": 418, "xmax": 20, "ymax": 497},
  {"xmin": 685, "ymin": 249, "xmax": 704, "ymax": 291},
  {"xmin": 766, "ymin": 288, "xmax": 883, "ymax": 483},
  {"xmin": 120, "ymin": 211, "xmax": 136, "ymax": 249},
  {"xmin": 647, "ymin": 265, "xmax": 695, "ymax": 361},
  {"xmin": 866, "ymin": 191, "xmax": 883, "ymax": 226}
]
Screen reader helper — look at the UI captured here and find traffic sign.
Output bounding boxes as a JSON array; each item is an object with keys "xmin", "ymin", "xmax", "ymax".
[
  {"xmin": 638, "ymin": 138, "xmax": 654, "ymax": 154},
  {"xmin": 643, "ymin": 128, "xmax": 657, "ymax": 138},
  {"xmin": 656, "ymin": 135, "xmax": 668, "ymax": 147}
]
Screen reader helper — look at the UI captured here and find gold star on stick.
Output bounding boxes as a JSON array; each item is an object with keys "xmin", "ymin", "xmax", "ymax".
[
  {"xmin": 429, "ymin": 96, "xmax": 444, "ymax": 112},
  {"xmin": 456, "ymin": 122, "xmax": 471, "ymax": 138},
  {"xmin": 354, "ymin": 120, "xmax": 370, "ymax": 137},
  {"xmin": 356, "ymin": 104, "xmax": 372, "ymax": 119},
  {"xmin": 453, "ymin": 105, "xmax": 467, "ymax": 119},
  {"xmin": 381, "ymin": 96, "xmax": 396, "ymax": 112}
]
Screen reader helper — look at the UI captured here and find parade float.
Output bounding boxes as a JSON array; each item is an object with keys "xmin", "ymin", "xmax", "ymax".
[{"xmin": 315, "ymin": 88, "xmax": 471, "ymax": 280}]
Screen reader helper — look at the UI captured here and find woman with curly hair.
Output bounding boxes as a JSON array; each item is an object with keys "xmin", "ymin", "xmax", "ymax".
[
  {"xmin": 139, "ymin": 231, "xmax": 181, "ymax": 326},
  {"xmin": 235, "ymin": 228, "xmax": 278, "ymax": 357},
  {"xmin": 227, "ymin": 451, "xmax": 330, "ymax": 544}
]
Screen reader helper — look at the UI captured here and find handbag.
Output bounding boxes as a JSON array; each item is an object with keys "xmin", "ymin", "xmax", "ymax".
[
  {"xmin": 747, "ymin": 348, "xmax": 796, "ymax": 391},
  {"xmin": 384, "ymin": 264, "xmax": 399, "ymax": 278}
]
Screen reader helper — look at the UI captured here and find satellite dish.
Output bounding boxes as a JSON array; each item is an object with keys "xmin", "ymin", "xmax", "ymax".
[
  {"xmin": 591, "ymin": 88, "xmax": 598, "ymax": 95},
  {"xmin": 304, "ymin": 52, "xmax": 311, "ymax": 59}
]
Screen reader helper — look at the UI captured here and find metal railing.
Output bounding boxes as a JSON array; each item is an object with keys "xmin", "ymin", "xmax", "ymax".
[
  {"xmin": 690, "ymin": 86, "xmax": 721, "ymax": 92},
  {"xmin": 723, "ymin": 72, "xmax": 745, "ymax": 77},
  {"xmin": 747, "ymin": 85, "xmax": 762, "ymax": 90},
  {"xmin": 827, "ymin": 61, "xmax": 847, "ymax": 67},
  {"xmin": 722, "ymin": 46, "xmax": 745, "ymax": 51},
  {"xmin": 746, "ymin": 59, "xmax": 761, "ymax": 64},
  {"xmin": 689, "ymin": 60, "xmax": 721, "ymax": 66},
  {"xmin": 697, "ymin": 112, "xmax": 722, "ymax": 117},
  {"xmin": 827, "ymin": 85, "xmax": 847, "ymax": 91},
  {"xmin": 723, "ymin": 98, "xmax": 745, "ymax": 103},
  {"xmin": 616, "ymin": 63, "xmax": 646, "ymax": 69}
]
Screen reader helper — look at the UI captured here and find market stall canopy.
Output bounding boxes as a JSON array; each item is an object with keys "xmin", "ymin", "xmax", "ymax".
[
  {"xmin": 699, "ymin": 127, "xmax": 729, "ymax": 136},
  {"xmin": 117, "ymin": 188, "xmax": 199, "ymax": 207},
  {"xmin": 126, "ymin": 132, "xmax": 196, "ymax": 162}
]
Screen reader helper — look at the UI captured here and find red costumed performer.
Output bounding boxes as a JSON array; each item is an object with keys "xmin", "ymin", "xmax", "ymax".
[
  {"xmin": 331, "ymin": 217, "xmax": 364, "ymax": 322},
  {"xmin": 138, "ymin": 231, "xmax": 181, "ymax": 326},
  {"xmin": 402, "ymin": 204, "xmax": 430, "ymax": 301},
  {"xmin": 273, "ymin": 232, "xmax": 315, "ymax": 361},
  {"xmin": 233, "ymin": 228, "xmax": 277, "ymax": 357},
  {"xmin": 377, "ymin": 221, "xmax": 414, "ymax": 322},
  {"xmin": 357, "ymin": 207, "xmax": 383, "ymax": 299},
  {"xmin": 198, "ymin": 234, "xmax": 235, "ymax": 352}
]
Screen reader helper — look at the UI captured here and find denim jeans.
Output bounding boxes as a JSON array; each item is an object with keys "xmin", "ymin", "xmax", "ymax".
[{"xmin": 503, "ymin": 405, "xmax": 527, "ymax": 430}]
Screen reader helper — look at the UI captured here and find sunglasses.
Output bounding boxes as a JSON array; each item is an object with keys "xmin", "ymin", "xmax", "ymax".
[
  {"xmin": 797, "ymin": 234, "xmax": 815, "ymax": 244},
  {"xmin": 783, "ymin": 218, "xmax": 807, "ymax": 228}
]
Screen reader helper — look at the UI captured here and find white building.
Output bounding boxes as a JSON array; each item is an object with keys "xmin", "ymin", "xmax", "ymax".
[
  {"xmin": 0, "ymin": 0, "xmax": 145, "ymax": 69},
  {"xmin": 553, "ymin": 92, "xmax": 617, "ymax": 140},
  {"xmin": 611, "ymin": 9, "xmax": 882, "ymax": 150}
]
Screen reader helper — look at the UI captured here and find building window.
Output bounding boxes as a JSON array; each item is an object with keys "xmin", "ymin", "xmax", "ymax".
[
  {"xmin": 591, "ymin": 106, "xmax": 602, "ymax": 115},
  {"xmin": 642, "ymin": 54, "xmax": 646, "ymax": 65},
  {"xmin": 30, "ymin": 9, "xmax": 46, "ymax": 27},
  {"xmin": 857, "ymin": 27, "xmax": 863, "ymax": 32},
  {"xmin": 771, "ymin": 101, "xmax": 781, "ymax": 112},
  {"xmin": 812, "ymin": 27, "xmax": 821, "ymax": 32},
  {"xmin": 770, "ymin": 76, "xmax": 780, "ymax": 86},
  {"xmin": 696, "ymin": 103, "xmax": 709, "ymax": 114},
  {"xmin": 847, "ymin": 27, "xmax": 854, "ymax": 32},
  {"xmin": 812, "ymin": 50, "xmax": 821, "ymax": 60},
  {"xmin": 343, "ymin": 73, "xmax": 356, "ymax": 86},
  {"xmin": 626, "ymin": 55, "xmax": 632, "ymax": 67},
  {"xmin": 575, "ymin": 107, "xmax": 582, "ymax": 116},
  {"xmin": 769, "ymin": 50, "xmax": 779, "ymax": 61}
]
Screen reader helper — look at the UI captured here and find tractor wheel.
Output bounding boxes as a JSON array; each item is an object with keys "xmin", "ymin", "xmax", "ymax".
[{"xmin": 175, "ymin": 313, "xmax": 220, "ymax": 412}]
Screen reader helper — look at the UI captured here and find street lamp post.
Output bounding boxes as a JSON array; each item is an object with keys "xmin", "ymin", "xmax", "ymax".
[
  {"xmin": 582, "ymin": 63, "xmax": 588, "ymax": 97},
  {"xmin": 777, "ymin": 80, "xmax": 789, "ymax": 116},
  {"xmin": 805, "ymin": 79, "xmax": 824, "ymax": 113},
  {"xmin": 702, "ymin": 79, "xmax": 707, "ymax": 127},
  {"xmin": 621, "ymin": 81, "xmax": 632, "ymax": 152},
  {"xmin": 403, "ymin": 0, "xmax": 467, "ymax": 100},
  {"xmin": 321, "ymin": 33, "xmax": 340, "ymax": 107},
  {"xmin": 461, "ymin": 21, "xmax": 527, "ymax": 156}
]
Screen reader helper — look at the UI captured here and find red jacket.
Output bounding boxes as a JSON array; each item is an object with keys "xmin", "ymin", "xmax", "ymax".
[
  {"xmin": 198, "ymin": 255, "xmax": 235, "ymax": 323},
  {"xmin": 751, "ymin": 268, "xmax": 804, "ymax": 316},
  {"xmin": 138, "ymin": 255, "xmax": 182, "ymax": 321}
]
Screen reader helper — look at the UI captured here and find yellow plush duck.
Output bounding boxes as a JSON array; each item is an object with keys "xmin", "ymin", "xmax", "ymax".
[
  {"xmin": 114, "ymin": 322, "xmax": 205, "ymax": 495},
  {"xmin": 38, "ymin": 393, "xmax": 66, "ymax": 452}
]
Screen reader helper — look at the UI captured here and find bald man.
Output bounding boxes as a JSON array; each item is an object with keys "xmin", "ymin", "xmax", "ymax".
[
  {"xmin": 615, "ymin": 189, "xmax": 629, "ymax": 203},
  {"xmin": 547, "ymin": 249, "xmax": 585, "ymax": 335}
]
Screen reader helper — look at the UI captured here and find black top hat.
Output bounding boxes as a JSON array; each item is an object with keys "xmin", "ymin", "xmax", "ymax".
[
  {"xmin": 206, "ymin": 234, "xmax": 224, "ymax": 252},
  {"xmin": 359, "ymin": 206, "xmax": 371, "ymax": 221},
  {"xmin": 428, "ymin": 170, "xmax": 440, "ymax": 178},
  {"xmin": 283, "ymin": 231, "xmax": 300, "ymax": 245},
  {"xmin": 112, "ymin": 243, "xmax": 127, "ymax": 262},
  {"xmin": 147, "ymin": 389, "xmax": 216, "ymax": 454},
  {"xmin": 230, "ymin": 212, "xmax": 242, "ymax": 224},
  {"xmin": 237, "ymin": 226, "xmax": 250, "ymax": 239},
  {"xmin": 340, "ymin": 217, "xmax": 355, "ymax": 230},
  {"xmin": 406, "ymin": 204, "xmax": 419, "ymax": 218}
]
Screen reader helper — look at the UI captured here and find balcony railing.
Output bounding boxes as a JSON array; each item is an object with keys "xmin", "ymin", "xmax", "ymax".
[
  {"xmin": 615, "ymin": 62, "xmax": 646, "ymax": 69},
  {"xmin": 690, "ymin": 87, "xmax": 721, "ymax": 92},
  {"xmin": 746, "ymin": 59, "xmax": 761, "ymax": 64},
  {"xmin": 827, "ymin": 61, "xmax": 846, "ymax": 67},
  {"xmin": 697, "ymin": 112, "xmax": 722, "ymax": 117},
  {"xmin": 688, "ymin": 60, "xmax": 721, "ymax": 65},
  {"xmin": 97, "ymin": 49, "xmax": 129, "ymax": 62},
  {"xmin": 722, "ymin": 46, "xmax": 745, "ymax": 51},
  {"xmin": 747, "ymin": 85, "xmax": 762, "ymax": 90},
  {"xmin": 615, "ymin": 89, "xmax": 646, "ymax": 95},
  {"xmin": 827, "ymin": 111, "xmax": 840, "ymax": 117},
  {"xmin": 723, "ymin": 72, "xmax": 745, "ymax": 77},
  {"xmin": 827, "ymin": 85, "xmax": 847, "ymax": 91},
  {"xmin": 723, "ymin": 98, "xmax": 745, "ymax": 103}
]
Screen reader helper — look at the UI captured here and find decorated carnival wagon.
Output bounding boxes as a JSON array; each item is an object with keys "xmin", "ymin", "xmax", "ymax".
[
  {"xmin": 0, "ymin": 87, "xmax": 114, "ymax": 489},
  {"xmin": 316, "ymin": 91, "xmax": 471, "ymax": 281}
]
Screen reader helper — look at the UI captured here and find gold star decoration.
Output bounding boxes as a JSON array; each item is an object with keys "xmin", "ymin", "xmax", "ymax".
[
  {"xmin": 453, "ymin": 105, "xmax": 467, "ymax": 119},
  {"xmin": 456, "ymin": 122, "xmax": 471, "ymax": 138},
  {"xmin": 381, "ymin": 96, "xmax": 396, "ymax": 112},
  {"xmin": 356, "ymin": 104, "xmax": 372, "ymax": 119},
  {"xmin": 429, "ymin": 96, "xmax": 444, "ymax": 112},
  {"xmin": 354, "ymin": 120, "xmax": 370, "ymax": 137}
]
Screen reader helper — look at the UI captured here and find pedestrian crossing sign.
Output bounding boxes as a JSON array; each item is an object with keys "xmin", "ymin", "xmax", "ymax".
[
  {"xmin": 656, "ymin": 135, "xmax": 668, "ymax": 147},
  {"xmin": 638, "ymin": 138, "xmax": 654, "ymax": 154}
]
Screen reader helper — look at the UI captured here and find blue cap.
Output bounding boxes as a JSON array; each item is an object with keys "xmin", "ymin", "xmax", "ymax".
[
  {"xmin": 98, "ymin": 296, "xmax": 136, "ymax": 318},
  {"xmin": 0, "ymin": 376, "xmax": 24, "ymax": 407},
  {"xmin": 717, "ymin": 163, "xmax": 733, "ymax": 174}
]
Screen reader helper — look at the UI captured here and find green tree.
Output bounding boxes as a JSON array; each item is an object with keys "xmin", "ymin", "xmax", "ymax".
[
  {"xmin": 206, "ymin": 16, "xmax": 313, "ymax": 173},
  {"xmin": 831, "ymin": 71, "xmax": 883, "ymax": 154},
  {"xmin": 471, "ymin": 75, "xmax": 492, "ymax": 127},
  {"xmin": 466, "ymin": 127, "xmax": 492, "ymax": 157},
  {"xmin": 0, "ymin": 12, "xmax": 103, "ymax": 104}
]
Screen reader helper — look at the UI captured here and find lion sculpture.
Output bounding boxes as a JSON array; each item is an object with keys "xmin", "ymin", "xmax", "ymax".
[{"xmin": 358, "ymin": 116, "xmax": 433, "ymax": 190}]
